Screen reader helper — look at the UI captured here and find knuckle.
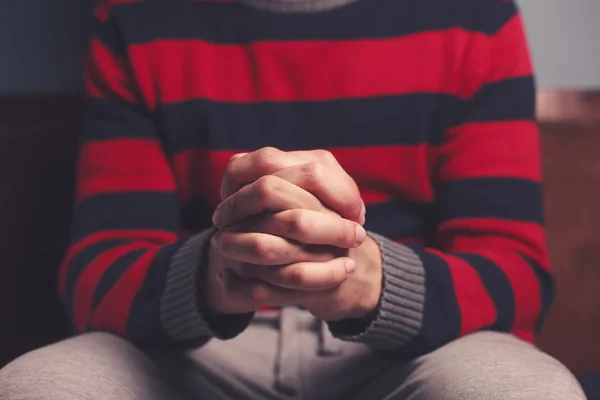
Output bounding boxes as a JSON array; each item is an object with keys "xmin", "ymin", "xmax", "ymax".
[
  {"xmin": 255, "ymin": 175, "xmax": 279, "ymax": 200},
  {"xmin": 313, "ymin": 149, "xmax": 335, "ymax": 163},
  {"xmin": 255, "ymin": 147, "xmax": 282, "ymax": 170},
  {"xmin": 249, "ymin": 284, "xmax": 270, "ymax": 304},
  {"xmin": 282, "ymin": 210, "xmax": 310, "ymax": 237},
  {"xmin": 250, "ymin": 236, "xmax": 276, "ymax": 262},
  {"xmin": 300, "ymin": 161, "xmax": 325, "ymax": 184},
  {"xmin": 289, "ymin": 265, "xmax": 306, "ymax": 287}
]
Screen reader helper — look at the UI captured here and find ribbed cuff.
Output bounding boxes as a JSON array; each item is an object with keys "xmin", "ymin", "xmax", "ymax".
[
  {"xmin": 160, "ymin": 228, "xmax": 255, "ymax": 342},
  {"xmin": 159, "ymin": 228, "xmax": 217, "ymax": 342},
  {"xmin": 329, "ymin": 233, "xmax": 426, "ymax": 351}
]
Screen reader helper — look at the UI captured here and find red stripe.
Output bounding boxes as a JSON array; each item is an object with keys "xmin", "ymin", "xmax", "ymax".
[
  {"xmin": 91, "ymin": 247, "xmax": 161, "ymax": 335},
  {"xmin": 85, "ymin": 39, "xmax": 137, "ymax": 103},
  {"xmin": 59, "ymin": 229, "xmax": 178, "ymax": 301},
  {"xmin": 513, "ymin": 330, "xmax": 535, "ymax": 344},
  {"xmin": 94, "ymin": 0, "xmax": 141, "ymax": 22},
  {"xmin": 170, "ymin": 148, "xmax": 229, "ymax": 207},
  {"xmin": 128, "ymin": 26, "xmax": 532, "ymax": 108},
  {"xmin": 171, "ymin": 145, "xmax": 433, "ymax": 207},
  {"xmin": 429, "ymin": 249, "xmax": 497, "ymax": 335},
  {"xmin": 332, "ymin": 145, "xmax": 433, "ymax": 203},
  {"xmin": 486, "ymin": 15, "xmax": 533, "ymax": 83},
  {"xmin": 476, "ymin": 249, "xmax": 541, "ymax": 337},
  {"xmin": 438, "ymin": 218, "xmax": 550, "ymax": 271},
  {"xmin": 436, "ymin": 216, "xmax": 547, "ymax": 336},
  {"xmin": 73, "ymin": 243, "xmax": 151, "ymax": 332},
  {"xmin": 433, "ymin": 121, "xmax": 541, "ymax": 183},
  {"xmin": 76, "ymin": 139, "xmax": 177, "ymax": 201}
]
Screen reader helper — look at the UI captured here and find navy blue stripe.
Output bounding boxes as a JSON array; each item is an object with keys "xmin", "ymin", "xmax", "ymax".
[
  {"xmin": 401, "ymin": 244, "xmax": 461, "ymax": 358},
  {"xmin": 525, "ymin": 256, "xmax": 554, "ymax": 333},
  {"xmin": 92, "ymin": 248, "xmax": 149, "ymax": 310},
  {"xmin": 127, "ymin": 240, "xmax": 189, "ymax": 346},
  {"xmin": 105, "ymin": 0, "xmax": 516, "ymax": 48},
  {"xmin": 181, "ymin": 198, "xmax": 216, "ymax": 232},
  {"xmin": 157, "ymin": 95, "xmax": 459, "ymax": 152},
  {"xmin": 71, "ymin": 192, "xmax": 181, "ymax": 241},
  {"xmin": 90, "ymin": 14, "xmax": 124, "ymax": 58},
  {"xmin": 81, "ymin": 98, "xmax": 158, "ymax": 142},
  {"xmin": 85, "ymin": 78, "xmax": 533, "ymax": 149},
  {"xmin": 456, "ymin": 253, "xmax": 515, "ymax": 332},
  {"xmin": 436, "ymin": 178, "xmax": 544, "ymax": 223},
  {"xmin": 65, "ymin": 239, "xmax": 130, "ymax": 322},
  {"xmin": 365, "ymin": 200, "xmax": 433, "ymax": 240},
  {"xmin": 459, "ymin": 77, "xmax": 536, "ymax": 124}
]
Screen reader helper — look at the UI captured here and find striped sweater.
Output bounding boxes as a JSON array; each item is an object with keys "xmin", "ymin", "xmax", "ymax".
[{"xmin": 59, "ymin": 0, "xmax": 554, "ymax": 357}]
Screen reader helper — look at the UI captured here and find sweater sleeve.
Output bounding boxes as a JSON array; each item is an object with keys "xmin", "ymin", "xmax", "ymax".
[
  {"xmin": 329, "ymin": 0, "xmax": 554, "ymax": 357},
  {"xmin": 58, "ymin": 2, "xmax": 252, "ymax": 348}
]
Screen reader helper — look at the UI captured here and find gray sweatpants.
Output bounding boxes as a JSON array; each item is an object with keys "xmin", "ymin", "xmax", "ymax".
[{"xmin": 0, "ymin": 308, "xmax": 585, "ymax": 400}]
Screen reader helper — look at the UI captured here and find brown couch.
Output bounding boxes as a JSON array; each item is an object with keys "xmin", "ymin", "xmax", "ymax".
[{"xmin": 1, "ymin": 93, "xmax": 599, "ymax": 378}]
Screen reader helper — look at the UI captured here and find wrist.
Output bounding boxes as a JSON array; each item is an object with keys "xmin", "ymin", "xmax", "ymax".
[
  {"xmin": 198, "ymin": 241, "xmax": 255, "ymax": 337},
  {"xmin": 348, "ymin": 235, "xmax": 383, "ymax": 319}
]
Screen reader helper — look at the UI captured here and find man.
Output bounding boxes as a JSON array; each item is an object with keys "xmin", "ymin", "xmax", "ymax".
[{"xmin": 0, "ymin": 0, "xmax": 586, "ymax": 398}]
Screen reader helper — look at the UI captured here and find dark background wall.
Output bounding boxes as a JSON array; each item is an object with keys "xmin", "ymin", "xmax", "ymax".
[
  {"xmin": 0, "ymin": 0, "xmax": 95, "ymax": 95},
  {"xmin": 0, "ymin": 0, "xmax": 599, "ymax": 94}
]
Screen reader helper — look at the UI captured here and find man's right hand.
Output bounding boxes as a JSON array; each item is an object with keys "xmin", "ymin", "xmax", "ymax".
[{"xmin": 202, "ymin": 174, "xmax": 366, "ymax": 316}]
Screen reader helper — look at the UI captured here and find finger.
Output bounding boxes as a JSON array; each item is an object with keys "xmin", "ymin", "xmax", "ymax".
[
  {"xmin": 211, "ymin": 231, "xmax": 338, "ymax": 265},
  {"xmin": 237, "ymin": 257, "xmax": 355, "ymax": 291},
  {"xmin": 221, "ymin": 147, "xmax": 310, "ymax": 200},
  {"xmin": 272, "ymin": 162, "xmax": 365, "ymax": 225},
  {"xmin": 288, "ymin": 149, "xmax": 340, "ymax": 170},
  {"xmin": 213, "ymin": 175, "xmax": 326, "ymax": 229},
  {"xmin": 225, "ymin": 270, "xmax": 308, "ymax": 308},
  {"xmin": 212, "ymin": 270, "xmax": 303, "ymax": 313},
  {"xmin": 233, "ymin": 209, "xmax": 367, "ymax": 248}
]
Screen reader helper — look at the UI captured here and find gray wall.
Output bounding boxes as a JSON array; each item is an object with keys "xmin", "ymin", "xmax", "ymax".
[
  {"xmin": 0, "ymin": 0, "xmax": 598, "ymax": 94},
  {"xmin": 518, "ymin": 0, "xmax": 600, "ymax": 89}
]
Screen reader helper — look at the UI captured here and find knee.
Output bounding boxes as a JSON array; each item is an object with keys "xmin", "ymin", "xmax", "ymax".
[
  {"xmin": 411, "ymin": 332, "xmax": 586, "ymax": 400},
  {"xmin": 0, "ymin": 332, "xmax": 161, "ymax": 400}
]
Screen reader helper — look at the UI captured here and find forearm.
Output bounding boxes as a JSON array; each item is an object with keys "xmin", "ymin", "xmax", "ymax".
[
  {"xmin": 329, "ymin": 232, "xmax": 553, "ymax": 358},
  {"xmin": 61, "ymin": 227, "xmax": 252, "ymax": 348}
]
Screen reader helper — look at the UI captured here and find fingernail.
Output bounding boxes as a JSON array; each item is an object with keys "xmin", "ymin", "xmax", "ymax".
[
  {"xmin": 345, "ymin": 259, "xmax": 356, "ymax": 274},
  {"xmin": 355, "ymin": 225, "xmax": 367, "ymax": 245}
]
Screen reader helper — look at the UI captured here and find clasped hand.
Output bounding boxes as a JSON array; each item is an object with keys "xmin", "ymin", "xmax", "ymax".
[{"xmin": 204, "ymin": 147, "xmax": 382, "ymax": 322}]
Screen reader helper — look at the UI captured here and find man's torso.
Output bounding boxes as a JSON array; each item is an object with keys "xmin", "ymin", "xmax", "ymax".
[{"xmin": 100, "ymin": 0, "xmax": 505, "ymax": 242}]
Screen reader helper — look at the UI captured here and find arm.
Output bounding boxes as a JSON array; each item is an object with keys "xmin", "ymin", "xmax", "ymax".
[
  {"xmin": 58, "ymin": 3, "xmax": 250, "ymax": 348},
  {"xmin": 329, "ymin": 0, "xmax": 554, "ymax": 356}
]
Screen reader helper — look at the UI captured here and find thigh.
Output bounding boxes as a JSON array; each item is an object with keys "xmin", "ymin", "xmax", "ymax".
[
  {"xmin": 0, "ymin": 332, "xmax": 192, "ymax": 400},
  {"xmin": 353, "ymin": 332, "xmax": 586, "ymax": 400}
]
